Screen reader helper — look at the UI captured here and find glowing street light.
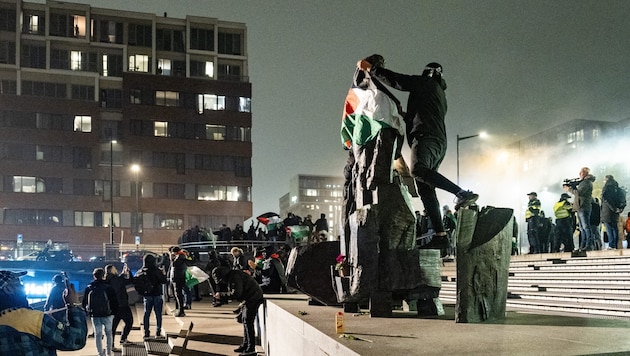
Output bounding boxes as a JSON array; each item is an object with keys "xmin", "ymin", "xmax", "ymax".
[
  {"xmin": 456, "ymin": 131, "xmax": 487, "ymax": 185},
  {"xmin": 130, "ymin": 164, "xmax": 141, "ymax": 235}
]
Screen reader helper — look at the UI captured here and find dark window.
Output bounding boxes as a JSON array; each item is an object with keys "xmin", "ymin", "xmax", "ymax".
[
  {"xmin": 217, "ymin": 63, "xmax": 241, "ymax": 81},
  {"xmin": 49, "ymin": 13, "xmax": 71, "ymax": 37},
  {"xmin": 22, "ymin": 81, "xmax": 67, "ymax": 98},
  {"xmin": 71, "ymin": 85, "xmax": 94, "ymax": 101},
  {"xmin": 190, "ymin": 28, "xmax": 213, "ymax": 51},
  {"xmin": 218, "ymin": 32, "xmax": 242, "ymax": 55},
  {"xmin": 96, "ymin": 20, "xmax": 123, "ymax": 44},
  {"xmin": 153, "ymin": 183, "xmax": 185, "ymax": 199},
  {"xmin": 0, "ymin": 41, "xmax": 16, "ymax": 64},
  {"xmin": 72, "ymin": 147, "xmax": 92, "ymax": 169},
  {"xmin": 21, "ymin": 44, "xmax": 46, "ymax": 68},
  {"xmin": 101, "ymin": 89, "xmax": 122, "ymax": 108},
  {"xmin": 128, "ymin": 23, "xmax": 152, "ymax": 47},
  {"xmin": 0, "ymin": 80, "xmax": 17, "ymax": 94},
  {"xmin": 73, "ymin": 179, "xmax": 93, "ymax": 195},
  {"xmin": 50, "ymin": 48, "xmax": 70, "ymax": 69},
  {"xmin": 0, "ymin": 7, "xmax": 17, "ymax": 32},
  {"xmin": 130, "ymin": 119, "xmax": 153, "ymax": 137},
  {"xmin": 102, "ymin": 54, "xmax": 123, "ymax": 77}
]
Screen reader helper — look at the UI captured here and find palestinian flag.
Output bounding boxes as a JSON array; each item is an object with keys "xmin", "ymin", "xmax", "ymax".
[
  {"xmin": 256, "ymin": 212, "xmax": 281, "ymax": 225},
  {"xmin": 287, "ymin": 225, "xmax": 310, "ymax": 243},
  {"xmin": 185, "ymin": 266, "xmax": 209, "ymax": 288},
  {"xmin": 341, "ymin": 68, "xmax": 405, "ymax": 149}
]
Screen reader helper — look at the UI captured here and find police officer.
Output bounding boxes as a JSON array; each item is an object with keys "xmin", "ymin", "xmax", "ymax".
[{"xmin": 526, "ymin": 192, "xmax": 542, "ymax": 253}]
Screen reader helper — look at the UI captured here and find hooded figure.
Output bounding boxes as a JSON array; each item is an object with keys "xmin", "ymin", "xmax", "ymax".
[
  {"xmin": 44, "ymin": 274, "xmax": 68, "ymax": 322},
  {"xmin": 135, "ymin": 254, "xmax": 167, "ymax": 339},
  {"xmin": 212, "ymin": 267, "xmax": 263, "ymax": 356},
  {"xmin": 0, "ymin": 270, "xmax": 87, "ymax": 354}
]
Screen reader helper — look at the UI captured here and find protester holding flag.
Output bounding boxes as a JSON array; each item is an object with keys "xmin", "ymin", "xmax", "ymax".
[{"xmin": 357, "ymin": 56, "xmax": 479, "ymax": 250}]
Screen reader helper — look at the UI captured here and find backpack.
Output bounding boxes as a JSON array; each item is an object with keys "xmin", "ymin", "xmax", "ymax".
[
  {"xmin": 612, "ymin": 186, "xmax": 627, "ymax": 211},
  {"xmin": 87, "ymin": 284, "xmax": 111, "ymax": 317},
  {"xmin": 133, "ymin": 271, "xmax": 155, "ymax": 296}
]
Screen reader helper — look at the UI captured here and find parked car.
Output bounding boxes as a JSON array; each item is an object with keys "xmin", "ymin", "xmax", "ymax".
[{"xmin": 16, "ymin": 249, "xmax": 74, "ymax": 262}]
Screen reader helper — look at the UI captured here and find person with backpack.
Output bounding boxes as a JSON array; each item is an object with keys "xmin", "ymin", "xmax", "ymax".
[
  {"xmin": 601, "ymin": 175, "xmax": 625, "ymax": 249},
  {"xmin": 134, "ymin": 254, "xmax": 167, "ymax": 339},
  {"xmin": 105, "ymin": 264, "xmax": 132, "ymax": 347},
  {"xmin": 82, "ymin": 267, "xmax": 118, "ymax": 356}
]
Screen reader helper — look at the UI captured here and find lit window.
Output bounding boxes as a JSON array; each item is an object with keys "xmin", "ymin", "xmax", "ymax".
[
  {"xmin": 156, "ymin": 91, "xmax": 179, "ymax": 106},
  {"xmin": 74, "ymin": 115, "xmax": 92, "ymax": 132},
  {"xmin": 205, "ymin": 61, "xmax": 214, "ymax": 77},
  {"xmin": 71, "ymin": 51, "xmax": 82, "ymax": 70},
  {"xmin": 197, "ymin": 94, "xmax": 226, "ymax": 112},
  {"xmin": 102, "ymin": 54, "xmax": 108, "ymax": 76},
  {"xmin": 129, "ymin": 54, "xmax": 149, "ymax": 72},
  {"xmin": 13, "ymin": 176, "xmax": 37, "ymax": 193},
  {"xmin": 226, "ymin": 186, "xmax": 239, "ymax": 201},
  {"xmin": 28, "ymin": 15, "xmax": 39, "ymax": 33},
  {"xmin": 154, "ymin": 121, "xmax": 168, "ymax": 137},
  {"xmin": 197, "ymin": 185, "xmax": 226, "ymax": 201},
  {"xmin": 158, "ymin": 59, "xmax": 171, "ymax": 75},
  {"xmin": 75, "ymin": 211, "xmax": 95, "ymax": 226},
  {"xmin": 239, "ymin": 97, "xmax": 251, "ymax": 112},
  {"xmin": 205, "ymin": 124, "xmax": 225, "ymax": 140},
  {"xmin": 305, "ymin": 189, "xmax": 318, "ymax": 197}
]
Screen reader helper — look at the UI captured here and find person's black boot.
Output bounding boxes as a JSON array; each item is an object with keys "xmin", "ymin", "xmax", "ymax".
[{"xmin": 234, "ymin": 345, "xmax": 246, "ymax": 352}]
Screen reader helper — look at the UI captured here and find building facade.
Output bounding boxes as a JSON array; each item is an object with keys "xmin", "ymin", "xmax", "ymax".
[
  {"xmin": 0, "ymin": 0, "xmax": 252, "ymax": 258},
  {"xmin": 279, "ymin": 174, "xmax": 344, "ymax": 240}
]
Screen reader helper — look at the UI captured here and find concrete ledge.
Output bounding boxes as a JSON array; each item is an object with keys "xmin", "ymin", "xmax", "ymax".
[{"xmin": 262, "ymin": 298, "xmax": 359, "ymax": 356}]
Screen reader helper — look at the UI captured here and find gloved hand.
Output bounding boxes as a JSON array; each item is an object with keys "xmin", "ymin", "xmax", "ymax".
[{"xmin": 357, "ymin": 59, "xmax": 372, "ymax": 71}]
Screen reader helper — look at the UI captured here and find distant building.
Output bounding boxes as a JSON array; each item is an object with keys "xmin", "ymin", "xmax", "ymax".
[
  {"xmin": 0, "ymin": 0, "xmax": 252, "ymax": 258},
  {"xmin": 279, "ymin": 174, "xmax": 344, "ymax": 240}
]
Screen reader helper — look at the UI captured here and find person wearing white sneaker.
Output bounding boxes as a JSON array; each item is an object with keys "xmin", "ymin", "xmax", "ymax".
[{"xmin": 358, "ymin": 57, "xmax": 478, "ymax": 251}]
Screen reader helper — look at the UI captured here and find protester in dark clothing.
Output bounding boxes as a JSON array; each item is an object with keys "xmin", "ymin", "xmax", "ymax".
[
  {"xmin": 205, "ymin": 249, "xmax": 229, "ymax": 306},
  {"xmin": 0, "ymin": 270, "xmax": 87, "ymax": 355},
  {"xmin": 82, "ymin": 267, "xmax": 118, "ymax": 356},
  {"xmin": 526, "ymin": 192, "xmax": 542, "ymax": 253},
  {"xmin": 601, "ymin": 175, "xmax": 622, "ymax": 249},
  {"xmin": 590, "ymin": 198, "xmax": 602, "ymax": 250},
  {"xmin": 358, "ymin": 57, "xmax": 478, "ymax": 250},
  {"xmin": 169, "ymin": 246, "xmax": 188, "ymax": 317},
  {"xmin": 212, "ymin": 267, "xmax": 264, "ymax": 356},
  {"xmin": 105, "ymin": 264, "xmax": 133, "ymax": 346},
  {"xmin": 44, "ymin": 274, "xmax": 67, "ymax": 323},
  {"xmin": 231, "ymin": 247, "xmax": 249, "ymax": 271},
  {"xmin": 136, "ymin": 254, "xmax": 167, "ymax": 339}
]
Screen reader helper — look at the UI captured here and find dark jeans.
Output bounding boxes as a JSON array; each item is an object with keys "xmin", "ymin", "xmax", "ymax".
[
  {"xmin": 143, "ymin": 295, "xmax": 163, "ymax": 336},
  {"xmin": 555, "ymin": 217, "xmax": 574, "ymax": 252},
  {"xmin": 113, "ymin": 305, "xmax": 133, "ymax": 342},
  {"xmin": 527, "ymin": 217, "xmax": 540, "ymax": 253},
  {"xmin": 576, "ymin": 209, "xmax": 592, "ymax": 250},
  {"xmin": 241, "ymin": 298, "xmax": 264, "ymax": 352}
]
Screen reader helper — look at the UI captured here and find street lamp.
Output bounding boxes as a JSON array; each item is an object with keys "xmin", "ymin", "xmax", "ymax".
[
  {"xmin": 131, "ymin": 164, "xmax": 140, "ymax": 234},
  {"xmin": 456, "ymin": 132, "xmax": 487, "ymax": 185},
  {"xmin": 109, "ymin": 139, "xmax": 117, "ymax": 245}
]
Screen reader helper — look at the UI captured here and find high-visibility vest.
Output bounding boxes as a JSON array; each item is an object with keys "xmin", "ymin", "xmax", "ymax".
[
  {"xmin": 553, "ymin": 201, "xmax": 571, "ymax": 219},
  {"xmin": 525, "ymin": 199, "xmax": 541, "ymax": 219}
]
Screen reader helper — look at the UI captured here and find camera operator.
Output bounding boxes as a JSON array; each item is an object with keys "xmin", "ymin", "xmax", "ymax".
[{"xmin": 563, "ymin": 167, "xmax": 596, "ymax": 251}]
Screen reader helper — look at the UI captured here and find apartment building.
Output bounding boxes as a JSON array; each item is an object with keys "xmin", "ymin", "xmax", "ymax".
[
  {"xmin": 0, "ymin": 0, "xmax": 252, "ymax": 258},
  {"xmin": 279, "ymin": 174, "xmax": 345, "ymax": 240}
]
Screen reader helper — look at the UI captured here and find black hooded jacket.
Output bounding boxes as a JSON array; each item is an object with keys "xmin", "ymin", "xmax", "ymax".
[
  {"xmin": 372, "ymin": 67, "xmax": 448, "ymax": 143},
  {"xmin": 135, "ymin": 254, "xmax": 167, "ymax": 296},
  {"xmin": 212, "ymin": 267, "xmax": 263, "ymax": 303}
]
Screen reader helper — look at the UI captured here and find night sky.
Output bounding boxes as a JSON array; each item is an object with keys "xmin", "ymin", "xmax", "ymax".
[{"xmin": 56, "ymin": 0, "xmax": 630, "ymax": 217}]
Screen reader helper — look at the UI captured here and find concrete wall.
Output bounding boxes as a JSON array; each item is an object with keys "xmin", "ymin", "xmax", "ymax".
[{"xmin": 261, "ymin": 300, "xmax": 359, "ymax": 356}]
